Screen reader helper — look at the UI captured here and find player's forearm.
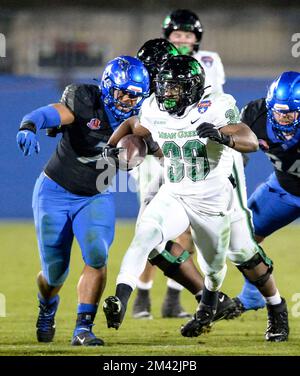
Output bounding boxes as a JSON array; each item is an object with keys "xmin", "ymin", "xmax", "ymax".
[
  {"xmin": 108, "ymin": 117, "xmax": 136, "ymax": 146},
  {"xmin": 20, "ymin": 105, "xmax": 62, "ymax": 132},
  {"xmin": 221, "ymin": 123, "xmax": 259, "ymax": 153}
]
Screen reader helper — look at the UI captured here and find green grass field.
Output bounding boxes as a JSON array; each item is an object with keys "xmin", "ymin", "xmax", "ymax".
[{"xmin": 0, "ymin": 222, "xmax": 299, "ymax": 356}]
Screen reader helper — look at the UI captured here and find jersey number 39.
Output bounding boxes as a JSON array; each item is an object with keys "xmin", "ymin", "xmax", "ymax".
[{"xmin": 162, "ymin": 140, "xmax": 210, "ymax": 183}]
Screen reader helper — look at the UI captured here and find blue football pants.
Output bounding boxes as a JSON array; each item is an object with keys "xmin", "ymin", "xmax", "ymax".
[
  {"xmin": 32, "ymin": 173, "xmax": 115, "ymax": 286},
  {"xmin": 248, "ymin": 172, "xmax": 300, "ymax": 237}
]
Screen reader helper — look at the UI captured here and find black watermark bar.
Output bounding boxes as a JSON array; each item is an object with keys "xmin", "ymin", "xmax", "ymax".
[{"xmin": 0, "ymin": 356, "xmax": 299, "ymax": 375}]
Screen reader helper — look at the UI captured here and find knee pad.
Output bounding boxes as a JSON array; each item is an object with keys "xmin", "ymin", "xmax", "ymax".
[
  {"xmin": 83, "ymin": 240, "xmax": 109, "ymax": 269},
  {"xmin": 148, "ymin": 241, "xmax": 190, "ymax": 278},
  {"xmin": 237, "ymin": 246, "xmax": 273, "ymax": 288}
]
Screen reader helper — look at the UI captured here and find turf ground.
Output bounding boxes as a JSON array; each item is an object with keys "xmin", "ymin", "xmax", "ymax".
[{"xmin": 0, "ymin": 222, "xmax": 299, "ymax": 356}]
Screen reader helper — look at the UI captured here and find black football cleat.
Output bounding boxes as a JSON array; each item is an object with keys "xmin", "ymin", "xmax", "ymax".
[
  {"xmin": 71, "ymin": 331, "xmax": 104, "ymax": 346},
  {"xmin": 265, "ymin": 298, "xmax": 289, "ymax": 342},
  {"xmin": 103, "ymin": 296, "xmax": 125, "ymax": 330},
  {"xmin": 212, "ymin": 292, "xmax": 242, "ymax": 321},
  {"xmin": 181, "ymin": 302, "xmax": 215, "ymax": 337}
]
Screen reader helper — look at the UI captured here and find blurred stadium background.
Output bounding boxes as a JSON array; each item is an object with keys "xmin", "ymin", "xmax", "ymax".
[
  {"xmin": 0, "ymin": 0, "xmax": 299, "ymax": 219},
  {"xmin": 0, "ymin": 0, "xmax": 300, "ymax": 355}
]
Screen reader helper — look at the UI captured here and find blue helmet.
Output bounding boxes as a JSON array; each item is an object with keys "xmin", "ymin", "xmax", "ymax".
[
  {"xmin": 101, "ymin": 55, "xmax": 150, "ymax": 121},
  {"xmin": 266, "ymin": 71, "xmax": 300, "ymax": 136}
]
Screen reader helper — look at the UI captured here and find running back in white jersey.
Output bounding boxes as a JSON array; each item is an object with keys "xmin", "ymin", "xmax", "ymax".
[
  {"xmin": 193, "ymin": 50, "xmax": 225, "ymax": 94},
  {"xmin": 139, "ymin": 92, "xmax": 240, "ymax": 214}
]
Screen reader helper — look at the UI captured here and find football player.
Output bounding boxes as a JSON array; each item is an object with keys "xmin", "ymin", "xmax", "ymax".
[
  {"xmin": 163, "ymin": 9, "xmax": 225, "ymax": 94},
  {"xmin": 16, "ymin": 56, "xmax": 150, "ymax": 346},
  {"xmin": 133, "ymin": 9, "xmax": 226, "ymax": 319},
  {"xmin": 132, "ymin": 9, "xmax": 253, "ymax": 322},
  {"xmin": 133, "ymin": 38, "xmax": 235, "ymax": 321},
  {"xmin": 102, "ymin": 55, "xmax": 288, "ymax": 341},
  {"xmin": 233, "ymin": 71, "xmax": 300, "ymax": 322}
]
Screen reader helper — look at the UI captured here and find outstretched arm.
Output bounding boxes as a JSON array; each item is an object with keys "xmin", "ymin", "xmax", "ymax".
[
  {"xmin": 219, "ymin": 122, "xmax": 259, "ymax": 153},
  {"xmin": 197, "ymin": 122, "xmax": 259, "ymax": 153},
  {"xmin": 16, "ymin": 103, "xmax": 75, "ymax": 156}
]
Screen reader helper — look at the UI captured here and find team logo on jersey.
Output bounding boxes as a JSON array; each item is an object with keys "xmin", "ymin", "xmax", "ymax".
[
  {"xmin": 87, "ymin": 118, "xmax": 101, "ymax": 130},
  {"xmin": 197, "ymin": 100, "xmax": 212, "ymax": 114},
  {"xmin": 201, "ymin": 56, "xmax": 214, "ymax": 67}
]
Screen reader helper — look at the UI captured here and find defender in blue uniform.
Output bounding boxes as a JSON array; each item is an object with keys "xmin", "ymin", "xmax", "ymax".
[
  {"xmin": 16, "ymin": 56, "xmax": 150, "ymax": 346},
  {"xmin": 235, "ymin": 71, "xmax": 300, "ymax": 320}
]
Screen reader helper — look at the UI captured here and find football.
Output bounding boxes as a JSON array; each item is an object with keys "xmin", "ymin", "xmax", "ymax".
[{"xmin": 117, "ymin": 134, "xmax": 148, "ymax": 170}]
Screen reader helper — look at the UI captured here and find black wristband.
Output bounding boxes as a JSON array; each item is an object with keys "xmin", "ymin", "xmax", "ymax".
[
  {"xmin": 144, "ymin": 135, "xmax": 159, "ymax": 155},
  {"xmin": 221, "ymin": 134, "xmax": 235, "ymax": 148},
  {"xmin": 19, "ymin": 121, "xmax": 37, "ymax": 134}
]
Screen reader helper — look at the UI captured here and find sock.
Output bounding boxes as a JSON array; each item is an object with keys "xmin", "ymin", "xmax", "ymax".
[
  {"xmin": 116, "ymin": 283, "xmax": 133, "ymax": 309},
  {"xmin": 38, "ymin": 293, "xmax": 59, "ymax": 307},
  {"xmin": 76, "ymin": 303, "xmax": 98, "ymax": 323},
  {"xmin": 264, "ymin": 290, "xmax": 282, "ymax": 306},
  {"xmin": 136, "ymin": 280, "xmax": 153, "ymax": 290},
  {"xmin": 165, "ymin": 286, "xmax": 181, "ymax": 300},
  {"xmin": 167, "ymin": 278, "xmax": 184, "ymax": 291},
  {"xmin": 77, "ymin": 303, "xmax": 98, "ymax": 315},
  {"xmin": 74, "ymin": 303, "xmax": 98, "ymax": 335},
  {"xmin": 195, "ymin": 290, "xmax": 203, "ymax": 303},
  {"xmin": 136, "ymin": 288, "xmax": 150, "ymax": 299}
]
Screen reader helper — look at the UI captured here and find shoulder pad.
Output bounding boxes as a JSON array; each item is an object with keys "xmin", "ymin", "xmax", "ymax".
[
  {"xmin": 241, "ymin": 98, "xmax": 266, "ymax": 127},
  {"xmin": 60, "ymin": 84, "xmax": 99, "ymax": 115}
]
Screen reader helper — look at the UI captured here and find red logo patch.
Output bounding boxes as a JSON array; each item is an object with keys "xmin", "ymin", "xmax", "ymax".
[
  {"xmin": 197, "ymin": 100, "xmax": 212, "ymax": 114},
  {"xmin": 87, "ymin": 118, "xmax": 101, "ymax": 130}
]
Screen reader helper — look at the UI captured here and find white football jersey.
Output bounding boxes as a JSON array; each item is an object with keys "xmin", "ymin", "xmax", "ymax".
[
  {"xmin": 139, "ymin": 92, "xmax": 239, "ymax": 214},
  {"xmin": 193, "ymin": 50, "xmax": 225, "ymax": 94}
]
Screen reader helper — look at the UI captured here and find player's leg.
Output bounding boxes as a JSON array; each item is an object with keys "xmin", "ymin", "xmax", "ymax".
[
  {"xmin": 103, "ymin": 187, "xmax": 190, "ymax": 329},
  {"xmin": 181, "ymin": 210, "xmax": 231, "ymax": 337},
  {"xmin": 228, "ymin": 213, "xmax": 289, "ymax": 341},
  {"xmin": 237, "ymin": 173, "xmax": 300, "ymax": 313},
  {"xmin": 229, "ymin": 155, "xmax": 266, "ymax": 312},
  {"xmin": 161, "ymin": 229, "xmax": 194, "ymax": 318},
  {"xmin": 32, "ymin": 174, "xmax": 74, "ymax": 342},
  {"xmin": 233, "ymin": 247, "xmax": 289, "ymax": 341},
  {"xmin": 132, "ymin": 161, "xmax": 163, "ymax": 319},
  {"xmin": 71, "ymin": 192, "xmax": 115, "ymax": 346}
]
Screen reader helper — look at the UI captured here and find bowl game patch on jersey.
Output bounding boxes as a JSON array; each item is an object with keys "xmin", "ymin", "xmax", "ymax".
[
  {"xmin": 201, "ymin": 56, "xmax": 214, "ymax": 67},
  {"xmin": 197, "ymin": 100, "xmax": 212, "ymax": 114},
  {"xmin": 87, "ymin": 118, "xmax": 101, "ymax": 130}
]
